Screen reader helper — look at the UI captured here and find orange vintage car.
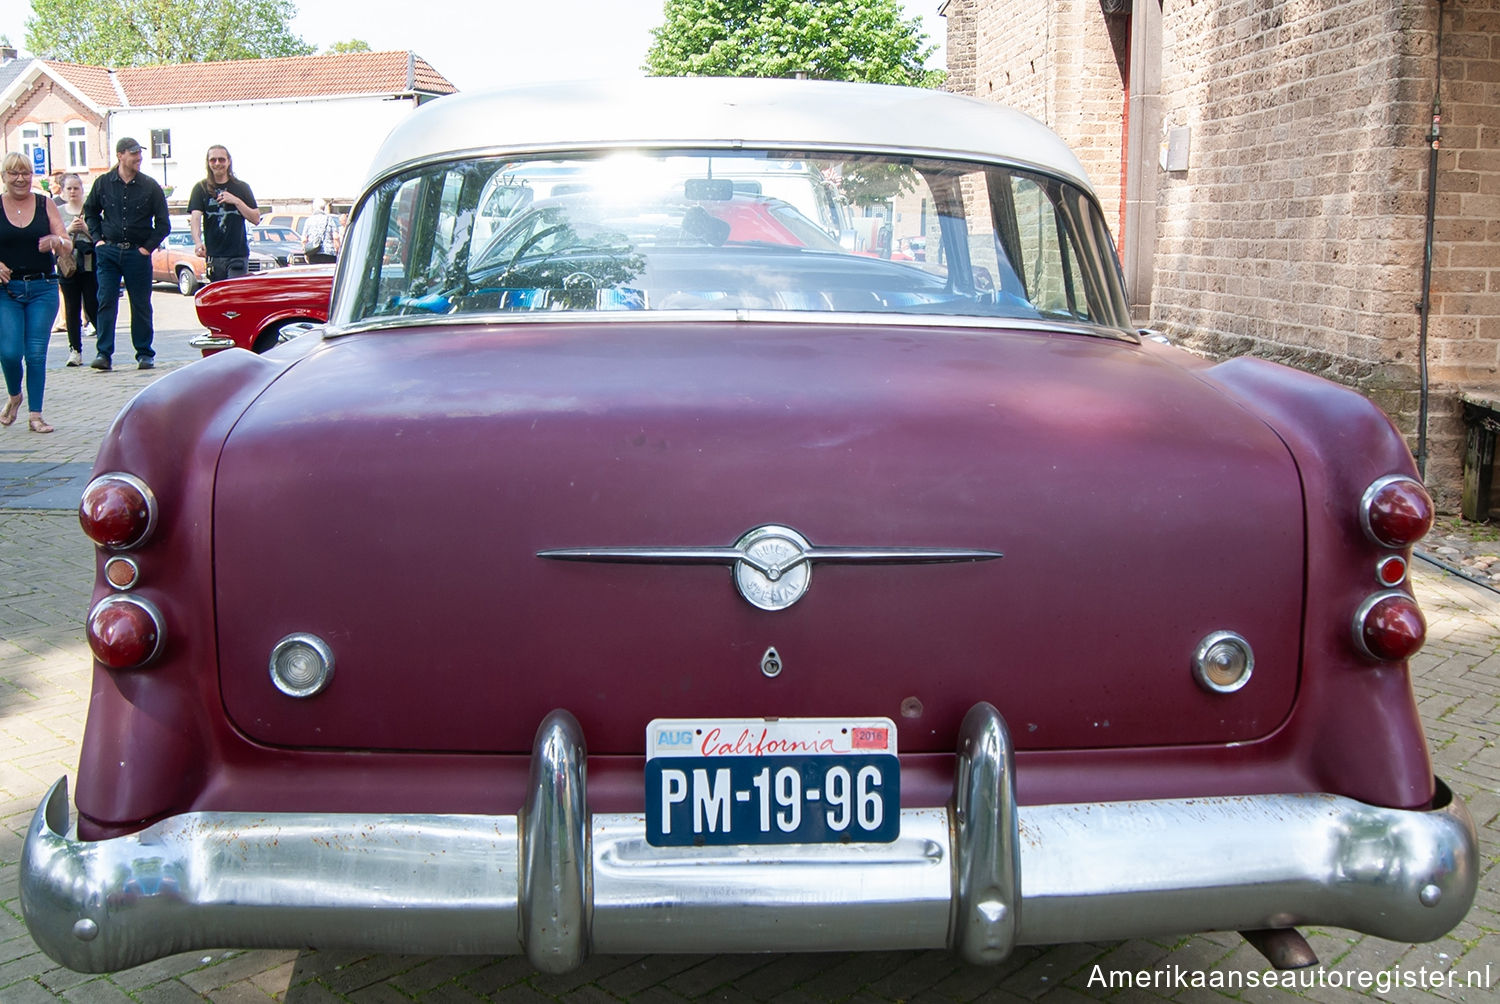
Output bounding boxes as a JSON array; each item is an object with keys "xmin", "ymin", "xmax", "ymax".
[{"xmin": 151, "ymin": 226, "xmax": 279, "ymax": 295}]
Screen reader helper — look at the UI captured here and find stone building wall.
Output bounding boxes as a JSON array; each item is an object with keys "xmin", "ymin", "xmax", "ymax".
[
  {"xmin": 944, "ymin": 0, "xmax": 1500, "ymax": 511},
  {"xmin": 1426, "ymin": 0, "xmax": 1500, "ymax": 501},
  {"xmin": 945, "ymin": 0, "xmax": 1128, "ymax": 235}
]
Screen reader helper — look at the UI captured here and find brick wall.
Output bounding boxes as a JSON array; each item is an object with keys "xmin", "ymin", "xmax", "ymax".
[
  {"xmin": 1425, "ymin": 0, "xmax": 1500, "ymax": 505},
  {"xmin": 947, "ymin": 0, "xmax": 1500, "ymax": 511},
  {"xmin": 946, "ymin": 0, "xmax": 1128, "ymax": 234}
]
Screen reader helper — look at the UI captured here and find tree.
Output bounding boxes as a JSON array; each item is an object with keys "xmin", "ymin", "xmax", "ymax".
[
  {"xmin": 644, "ymin": 0, "xmax": 942, "ymax": 88},
  {"xmin": 25, "ymin": 0, "xmax": 314, "ymax": 66},
  {"xmin": 325, "ymin": 39, "xmax": 372, "ymax": 54}
]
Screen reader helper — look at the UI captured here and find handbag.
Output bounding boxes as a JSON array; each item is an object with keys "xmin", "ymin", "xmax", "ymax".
[{"xmin": 55, "ymin": 245, "xmax": 76, "ymax": 278}]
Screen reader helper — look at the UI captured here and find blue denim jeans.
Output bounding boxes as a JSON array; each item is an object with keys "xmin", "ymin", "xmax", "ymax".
[
  {"xmin": 94, "ymin": 244, "xmax": 155, "ymax": 362},
  {"xmin": 0, "ymin": 276, "xmax": 59, "ymax": 413}
]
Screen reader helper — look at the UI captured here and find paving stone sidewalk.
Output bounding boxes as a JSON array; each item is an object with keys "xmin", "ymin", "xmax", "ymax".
[{"xmin": 0, "ymin": 299, "xmax": 1496, "ymax": 1001}]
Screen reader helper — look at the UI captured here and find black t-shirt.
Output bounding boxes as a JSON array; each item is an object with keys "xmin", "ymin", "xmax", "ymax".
[{"xmin": 187, "ymin": 177, "xmax": 257, "ymax": 258}]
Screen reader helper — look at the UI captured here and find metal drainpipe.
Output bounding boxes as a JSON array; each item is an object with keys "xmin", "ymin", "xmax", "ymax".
[{"xmin": 1417, "ymin": 0, "xmax": 1446, "ymax": 478}]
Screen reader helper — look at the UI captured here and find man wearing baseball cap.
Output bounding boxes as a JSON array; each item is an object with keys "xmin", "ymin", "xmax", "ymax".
[{"xmin": 82, "ymin": 137, "xmax": 170, "ymax": 371}]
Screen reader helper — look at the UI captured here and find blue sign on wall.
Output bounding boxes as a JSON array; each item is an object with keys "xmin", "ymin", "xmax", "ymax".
[{"xmin": 31, "ymin": 146, "xmax": 46, "ymax": 172}]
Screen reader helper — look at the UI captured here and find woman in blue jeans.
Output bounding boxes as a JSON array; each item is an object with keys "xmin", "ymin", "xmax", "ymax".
[{"xmin": 0, "ymin": 152, "xmax": 71, "ymax": 434}]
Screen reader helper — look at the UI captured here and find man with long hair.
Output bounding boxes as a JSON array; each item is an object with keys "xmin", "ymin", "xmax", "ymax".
[{"xmin": 188, "ymin": 145, "xmax": 260, "ymax": 283}]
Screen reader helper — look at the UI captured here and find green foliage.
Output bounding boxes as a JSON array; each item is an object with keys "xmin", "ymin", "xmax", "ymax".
[
  {"xmin": 645, "ymin": 0, "xmax": 943, "ymax": 88},
  {"xmin": 325, "ymin": 38, "xmax": 373, "ymax": 54},
  {"xmin": 25, "ymin": 0, "xmax": 314, "ymax": 66}
]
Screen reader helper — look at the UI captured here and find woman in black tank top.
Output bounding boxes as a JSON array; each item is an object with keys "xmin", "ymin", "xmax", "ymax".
[{"xmin": 0, "ymin": 151, "xmax": 72, "ymax": 433}]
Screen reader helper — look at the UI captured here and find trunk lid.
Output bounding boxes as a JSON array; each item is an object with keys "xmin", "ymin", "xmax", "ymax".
[{"xmin": 213, "ymin": 322, "xmax": 1304, "ymax": 755}]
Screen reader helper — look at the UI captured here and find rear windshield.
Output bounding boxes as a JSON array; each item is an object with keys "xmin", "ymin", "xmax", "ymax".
[{"xmin": 333, "ymin": 149, "xmax": 1131, "ymax": 332}]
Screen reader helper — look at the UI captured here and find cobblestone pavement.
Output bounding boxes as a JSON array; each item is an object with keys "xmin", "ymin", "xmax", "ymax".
[{"xmin": 0, "ymin": 293, "xmax": 1496, "ymax": 1001}]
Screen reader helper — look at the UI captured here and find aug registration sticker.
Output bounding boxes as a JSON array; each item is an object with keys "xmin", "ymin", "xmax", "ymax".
[{"xmin": 645, "ymin": 717, "xmax": 899, "ymax": 847}]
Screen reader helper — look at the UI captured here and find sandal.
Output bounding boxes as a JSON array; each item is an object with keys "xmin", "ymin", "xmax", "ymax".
[
  {"xmin": 0, "ymin": 394, "xmax": 19, "ymax": 426},
  {"xmin": 28, "ymin": 415, "xmax": 53, "ymax": 434}
]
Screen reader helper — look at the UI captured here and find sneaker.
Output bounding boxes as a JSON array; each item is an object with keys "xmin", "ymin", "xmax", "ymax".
[
  {"xmin": 90, "ymin": 355, "xmax": 111, "ymax": 371},
  {"xmin": 66, "ymin": 349, "xmax": 82, "ymax": 367},
  {"xmin": 137, "ymin": 360, "xmax": 155, "ymax": 370}
]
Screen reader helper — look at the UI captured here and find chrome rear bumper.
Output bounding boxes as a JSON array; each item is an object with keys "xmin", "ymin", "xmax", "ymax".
[{"xmin": 22, "ymin": 704, "xmax": 1477, "ymax": 974}]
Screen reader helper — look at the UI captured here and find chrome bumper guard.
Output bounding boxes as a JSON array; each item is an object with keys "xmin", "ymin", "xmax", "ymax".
[
  {"xmin": 22, "ymin": 704, "xmax": 1477, "ymax": 974},
  {"xmin": 187, "ymin": 333, "xmax": 235, "ymax": 350}
]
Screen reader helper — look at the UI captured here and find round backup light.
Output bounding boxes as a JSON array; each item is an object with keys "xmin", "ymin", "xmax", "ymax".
[
  {"xmin": 79, "ymin": 473, "xmax": 157, "ymax": 550},
  {"xmin": 1355, "ymin": 591, "xmax": 1427, "ymax": 662},
  {"xmin": 86, "ymin": 595, "xmax": 164, "ymax": 669},
  {"xmin": 1360, "ymin": 476, "xmax": 1434, "ymax": 549},
  {"xmin": 270, "ymin": 633, "xmax": 334, "ymax": 698},
  {"xmin": 1193, "ymin": 631, "xmax": 1254, "ymax": 694}
]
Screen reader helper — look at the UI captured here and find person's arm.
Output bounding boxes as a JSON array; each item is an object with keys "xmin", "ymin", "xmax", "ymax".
[
  {"xmin": 239, "ymin": 184, "xmax": 261, "ymax": 226},
  {"xmin": 83, "ymin": 176, "xmax": 104, "ymax": 244},
  {"xmin": 187, "ymin": 183, "xmax": 205, "ymax": 255},
  {"xmin": 146, "ymin": 184, "xmax": 171, "ymax": 252},
  {"xmin": 40, "ymin": 198, "xmax": 70, "ymax": 254}
]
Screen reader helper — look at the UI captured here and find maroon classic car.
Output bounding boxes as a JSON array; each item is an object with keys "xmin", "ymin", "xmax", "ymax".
[
  {"xmin": 190, "ymin": 263, "xmax": 334, "ymax": 355},
  {"xmin": 22, "ymin": 78, "xmax": 1475, "ymax": 974}
]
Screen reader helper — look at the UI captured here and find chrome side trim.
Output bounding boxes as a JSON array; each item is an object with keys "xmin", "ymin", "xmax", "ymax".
[{"xmin": 21, "ymin": 705, "xmax": 1477, "ymax": 974}]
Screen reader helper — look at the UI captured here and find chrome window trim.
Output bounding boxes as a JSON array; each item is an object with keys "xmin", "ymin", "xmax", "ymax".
[{"xmin": 324, "ymin": 308, "xmax": 1142, "ymax": 345}]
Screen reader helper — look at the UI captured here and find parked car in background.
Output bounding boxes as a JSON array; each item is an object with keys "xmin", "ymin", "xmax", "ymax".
[
  {"xmin": 190, "ymin": 265, "xmax": 333, "ymax": 355},
  {"xmin": 151, "ymin": 226, "xmax": 279, "ymax": 295},
  {"xmin": 261, "ymin": 212, "xmax": 310, "ymax": 234},
  {"xmin": 148, "ymin": 228, "xmax": 208, "ymax": 294},
  {"xmin": 247, "ymin": 225, "xmax": 309, "ymax": 267},
  {"xmin": 23, "ymin": 78, "xmax": 1475, "ymax": 976}
]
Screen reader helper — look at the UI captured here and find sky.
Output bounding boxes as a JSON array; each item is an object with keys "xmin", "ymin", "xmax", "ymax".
[{"xmin": 2, "ymin": 1, "xmax": 947, "ymax": 91}]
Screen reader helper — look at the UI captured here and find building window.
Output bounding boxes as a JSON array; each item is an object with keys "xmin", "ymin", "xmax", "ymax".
[
  {"xmin": 67, "ymin": 123, "xmax": 87, "ymax": 169},
  {"xmin": 20, "ymin": 125, "xmax": 42, "ymax": 167}
]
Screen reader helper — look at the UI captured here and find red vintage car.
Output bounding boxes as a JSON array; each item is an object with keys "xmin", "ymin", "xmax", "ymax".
[
  {"xmin": 190, "ymin": 264, "xmax": 334, "ymax": 355},
  {"xmin": 22, "ymin": 78, "xmax": 1475, "ymax": 975}
]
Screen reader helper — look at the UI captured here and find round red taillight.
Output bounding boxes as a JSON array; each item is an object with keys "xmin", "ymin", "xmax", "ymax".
[
  {"xmin": 1360, "ymin": 476, "xmax": 1433, "ymax": 549},
  {"xmin": 1354, "ymin": 591, "xmax": 1426, "ymax": 662},
  {"xmin": 79, "ymin": 474, "xmax": 157, "ymax": 550},
  {"xmin": 87, "ymin": 595, "xmax": 164, "ymax": 669}
]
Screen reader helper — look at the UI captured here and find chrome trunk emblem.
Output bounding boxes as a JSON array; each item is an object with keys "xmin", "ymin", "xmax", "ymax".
[{"xmin": 538, "ymin": 524, "xmax": 1001, "ymax": 610}]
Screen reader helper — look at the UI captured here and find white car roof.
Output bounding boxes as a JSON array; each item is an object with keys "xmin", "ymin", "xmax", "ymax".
[{"xmin": 363, "ymin": 77, "xmax": 1096, "ymax": 197}]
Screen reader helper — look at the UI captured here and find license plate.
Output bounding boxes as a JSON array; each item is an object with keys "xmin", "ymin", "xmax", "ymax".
[{"xmin": 645, "ymin": 717, "xmax": 900, "ymax": 846}]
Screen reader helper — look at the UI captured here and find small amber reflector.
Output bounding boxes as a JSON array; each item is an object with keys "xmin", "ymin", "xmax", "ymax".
[{"xmin": 105, "ymin": 556, "xmax": 139, "ymax": 590}]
